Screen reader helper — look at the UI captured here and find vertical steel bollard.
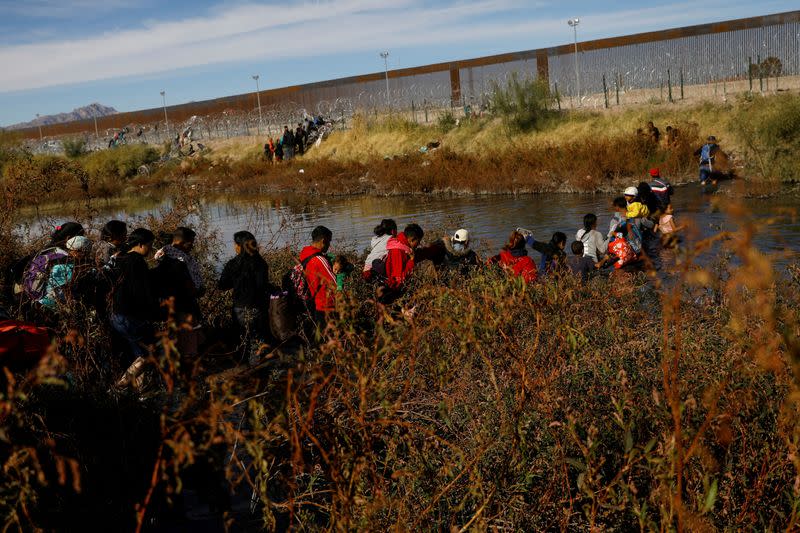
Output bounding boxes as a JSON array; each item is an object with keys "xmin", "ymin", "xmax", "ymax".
[
  {"xmin": 748, "ymin": 56, "xmax": 753, "ymax": 92},
  {"xmin": 602, "ymin": 74, "xmax": 609, "ymax": 109},
  {"xmin": 680, "ymin": 67, "xmax": 684, "ymax": 100},
  {"xmin": 667, "ymin": 69, "xmax": 673, "ymax": 103}
]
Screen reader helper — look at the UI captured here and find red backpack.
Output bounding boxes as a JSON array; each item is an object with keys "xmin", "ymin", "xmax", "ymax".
[{"xmin": 0, "ymin": 320, "xmax": 51, "ymax": 372}]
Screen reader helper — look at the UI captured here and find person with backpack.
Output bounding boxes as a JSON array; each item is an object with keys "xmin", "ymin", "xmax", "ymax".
[
  {"xmin": 375, "ymin": 223, "xmax": 424, "ymax": 303},
  {"xmin": 153, "ymin": 228, "xmax": 204, "ymax": 359},
  {"xmin": 363, "ymin": 219, "xmax": 397, "ymax": 279},
  {"xmin": 110, "ymin": 228, "xmax": 158, "ymax": 365},
  {"xmin": 94, "ymin": 220, "xmax": 127, "ymax": 267},
  {"xmin": 39, "ymin": 235, "xmax": 95, "ymax": 312},
  {"xmin": 218, "ymin": 231, "xmax": 270, "ymax": 362},
  {"xmin": 694, "ymin": 135, "xmax": 720, "ymax": 185},
  {"xmin": 575, "ymin": 214, "xmax": 607, "ymax": 265},
  {"xmin": 298, "ymin": 226, "xmax": 337, "ymax": 321},
  {"xmin": 15, "ymin": 222, "xmax": 85, "ymax": 310}
]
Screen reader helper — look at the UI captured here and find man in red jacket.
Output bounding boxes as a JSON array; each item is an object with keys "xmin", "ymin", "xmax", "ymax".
[
  {"xmin": 299, "ymin": 226, "xmax": 336, "ymax": 320},
  {"xmin": 378, "ymin": 223, "xmax": 424, "ymax": 303}
]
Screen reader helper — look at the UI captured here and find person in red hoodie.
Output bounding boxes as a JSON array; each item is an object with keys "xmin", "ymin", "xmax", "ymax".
[
  {"xmin": 376, "ymin": 223, "xmax": 424, "ymax": 303},
  {"xmin": 299, "ymin": 226, "xmax": 337, "ymax": 321},
  {"xmin": 492, "ymin": 230, "xmax": 538, "ymax": 283}
]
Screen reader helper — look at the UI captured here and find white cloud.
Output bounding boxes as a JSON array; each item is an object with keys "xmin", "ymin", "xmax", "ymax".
[{"xmin": 0, "ymin": 0, "xmax": 775, "ymax": 92}]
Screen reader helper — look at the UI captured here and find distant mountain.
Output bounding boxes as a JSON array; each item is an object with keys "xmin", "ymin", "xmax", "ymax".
[{"xmin": 6, "ymin": 103, "xmax": 118, "ymax": 130}]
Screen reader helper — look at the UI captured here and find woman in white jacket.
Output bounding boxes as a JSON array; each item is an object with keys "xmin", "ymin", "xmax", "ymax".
[
  {"xmin": 575, "ymin": 213, "xmax": 608, "ymax": 265},
  {"xmin": 363, "ymin": 219, "xmax": 397, "ymax": 279}
]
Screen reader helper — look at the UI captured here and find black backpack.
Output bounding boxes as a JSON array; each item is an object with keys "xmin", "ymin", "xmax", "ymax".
[{"xmin": 271, "ymin": 252, "xmax": 323, "ymax": 342}]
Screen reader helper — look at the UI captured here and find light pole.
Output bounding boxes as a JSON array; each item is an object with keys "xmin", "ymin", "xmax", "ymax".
[
  {"xmin": 93, "ymin": 109, "xmax": 99, "ymax": 140},
  {"xmin": 36, "ymin": 113, "xmax": 42, "ymax": 140},
  {"xmin": 160, "ymin": 90, "xmax": 170, "ymax": 138},
  {"xmin": 568, "ymin": 18, "xmax": 581, "ymax": 106},
  {"xmin": 252, "ymin": 74, "xmax": 263, "ymax": 136},
  {"xmin": 380, "ymin": 51, "xmax": 390, "ymax": 108}
]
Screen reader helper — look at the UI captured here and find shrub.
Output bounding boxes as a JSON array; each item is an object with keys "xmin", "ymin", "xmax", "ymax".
[
  {"xmin": 729, "ymin": 93, "xmax": 800, "ymax": 181},
  {"xmin": 437, "ymin": 111, "xmax": 457, "ymax": 132},
  {"xmin": 490, "ymin": 72, "xmax": 557, "ymax": 131},
  {"xmin": 82, "ymin": 144, "xmax": 159, "ymax": 181},
  {"xmin": 62, "ymin": 137, "xmax": 87, "ymax": 159}
]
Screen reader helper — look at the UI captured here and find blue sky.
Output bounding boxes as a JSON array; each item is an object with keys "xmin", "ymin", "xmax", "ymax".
[{"xmin": 0, "ymin": 0, "xmax": 797, "ymax": 126}]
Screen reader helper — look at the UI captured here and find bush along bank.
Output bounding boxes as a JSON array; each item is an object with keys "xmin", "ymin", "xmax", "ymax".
[{"xmin": 0, "ymin": 191, "xmax": 799, "ymax": 530}]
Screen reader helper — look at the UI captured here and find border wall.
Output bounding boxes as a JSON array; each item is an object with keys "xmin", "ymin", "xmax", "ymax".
[{"xmin": 10, "ymin": 10, "xmax": 800, "ymax": 141}]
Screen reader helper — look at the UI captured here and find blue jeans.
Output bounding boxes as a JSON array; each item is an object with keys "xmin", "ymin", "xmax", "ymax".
[
  {"xmin": 110, "ymin": 314, "xmax": 155, "ymax": 363},
  {"xmin": 699, "ymin": 165, "xmax": 712, "ymax": 184}
]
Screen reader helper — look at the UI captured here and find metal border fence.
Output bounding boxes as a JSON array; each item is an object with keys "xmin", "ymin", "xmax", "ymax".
[{"xmin": 11, "ymin": 9, "xmax": 800, "ymax": 147}]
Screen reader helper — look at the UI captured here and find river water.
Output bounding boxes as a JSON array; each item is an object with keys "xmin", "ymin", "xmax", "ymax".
[{"xmin": 23, "ymin": 183, "xmax": 800, "ymax": 269}]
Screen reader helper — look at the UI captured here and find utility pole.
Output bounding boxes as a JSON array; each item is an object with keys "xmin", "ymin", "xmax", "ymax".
[
  {"xmin": 568, "ymin": 18, "xmax": 581, "ymax": 106},
  {"xmin": 36, "ymin": 113, "xmax": 43, "ymax": 140},
  {"xmin": 160, "ymin": 90, "xmax": 170, "ymax": 137},
  {"xmin": 252, "ymin": 74, "xmax": 263, "ymax": 136},
  {"xmin": 380, "ymin": 51, "xmax": 390, "ymax": 108},
  {"xmin": 93, "ymin": 110, "xmax": 99, "ymax": 140}
]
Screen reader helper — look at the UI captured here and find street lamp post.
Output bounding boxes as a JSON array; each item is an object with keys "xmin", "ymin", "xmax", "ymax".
[
  {"xmin": 568, "ymin": 18, "xmax": 581, "ymax": 106},
  {"xmin": 36, "ymin": 113, "xmax": 43, "ymax": 140},
  {"xmin": 380, "ymin": 51, "xmax": 390, "ymax": 108},
  {"xmin": 160, "ymin": 90, "xmax": 170, "ymax": 138},
  {"xmin": 93, "ymin": 111, "xmax": 99, "ymax": 140},
  {"xmin": 252, "ymin": 74, "xmax": 263, "ymax": 136}
]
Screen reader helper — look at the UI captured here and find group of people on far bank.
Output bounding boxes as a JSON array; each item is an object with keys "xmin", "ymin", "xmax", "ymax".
[{"xmin": 263, "ymin": 116, "xmax": 326, "ymax": 163}]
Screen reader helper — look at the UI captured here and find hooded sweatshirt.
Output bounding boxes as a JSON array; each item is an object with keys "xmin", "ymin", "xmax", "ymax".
[
  {"xmin": 363, "ymin": 234, "xmax": 392, "ymax": 273},
  {"xmin": 498, "ymin": 248, "xmax": 538, "ymax": 283},
  {"xmin": 300, "ymin": 245, "xmax": 336, "ymax": 312},
  {"xmin": 383, "ymin": 233, "xmax": 415, "ymax": 289}
]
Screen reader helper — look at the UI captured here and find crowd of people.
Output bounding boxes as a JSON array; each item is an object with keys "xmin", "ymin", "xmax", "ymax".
[{"xmin": 2, "ymin": 166, "xmax": 680, "ymax": 389}]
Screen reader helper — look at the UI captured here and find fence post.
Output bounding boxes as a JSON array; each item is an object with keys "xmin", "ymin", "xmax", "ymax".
[
  {"xmin": 424, "ymin": 99, "xmax": 429, "ymax": 123},
  {"xmin": 602, "ymin": 74, "xmax": 609, "ymax": 109},
  {"xmin": 680, "ymin": 67, "xmax": 684, "ymax": 100},
  {"xmin": 748, "ymin": 56, "xmax": 753, "ymax": 92},
  {"xmin": 667, "ymin": 69, "xmax": 673, "ymax": 103},
  {"xmin": 412, "ymin": 100, "xmax": 416, "ymax": 123},
  {"xmin": 555, "ymin": 83, "xmax": 561, "ymax": 111},
  {"xmin": 660, "ymin": 81, "xmax": 664, "ymax": 102},
  {"xmin": 758, "ymin": 54, "xmax": 763, "ymax": 93},
  {"xmin": 615, "ymin": 73, "xmax": 620, "ymax": 105}
]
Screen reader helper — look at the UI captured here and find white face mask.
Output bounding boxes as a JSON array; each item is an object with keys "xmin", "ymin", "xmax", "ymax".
[{"xmin": 453, "ymin": 242, "xmax": 467, "ymax": 253}]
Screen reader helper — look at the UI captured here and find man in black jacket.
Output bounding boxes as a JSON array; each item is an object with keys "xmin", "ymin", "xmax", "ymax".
[{"xmin": 110, "ymin": 228, "xmax": 158, "ymax": 365}]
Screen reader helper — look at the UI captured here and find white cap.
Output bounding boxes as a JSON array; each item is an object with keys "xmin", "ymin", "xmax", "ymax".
[
  {"xmin": 453, "ymin": 229, "xmax": 470, "ymax": 243},
  {"xmin": 623, "ymin": 186, "xmax": 639, "ymax": 197},
  {"xmin": 66, "ymin": 235, "xmax": 92, "ymax": 252}
]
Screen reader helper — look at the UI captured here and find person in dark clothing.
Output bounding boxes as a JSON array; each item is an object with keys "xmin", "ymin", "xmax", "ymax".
[
  {"xmin": 295, "ymin": 123, "xmax": 306, "ymax": 155},
  {"xmin": 518, "ymin": 230, "xmax": 567, "ymax": 273},
  {"xmin": 648, "ymin": 168, "xmax": 673, "ymax": 210},
  {"xmin": 282, "ymin": 126, "xmax": 295, "ymax": 160},
  {"xmin": 152, "ymin": 227, "xmax": 204, "ymax": 359},
  {"xmin": 94, "ymin": 220, "xmax": 127, "ymax": 267},
  {"xmin": 567, "ymin": 241, "xmax": 596, "ymax": 282},
  {"xmin": 110, "ymin": 228, "xmax": 158, "ymax": 365},
  {"xmin": 637, "ymin": 181, "xmax": 661, "ymax": 216},
  {"xmin": 218, "ymin": 231, "xmax": 270, "ymax": 363},
  {"xmin": 646, "ymin": 121, "xmax": 660, "ymax": 144}
]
